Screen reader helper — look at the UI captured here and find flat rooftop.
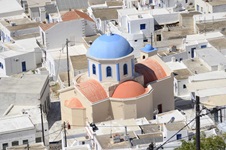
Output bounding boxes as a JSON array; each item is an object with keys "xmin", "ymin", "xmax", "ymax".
[
  {"xmin": 196, "ymin": 20, "xmax": 226, "ymax": 33},
  {"xmin": 128, "ymin": 13, "xmax": 153, "ymax": 20},
  {"xmin": 95, "ymin": 118, "xmax": 141, "ymax": 136},
  {"xmin": 27, "ymin": 0, "xmax": 51, "ymax": 7},
  {"xmin": 0, "ymin": 0, "xmax": 23, "ymax": 17},
  {"xmin": 156, "ymin": 110, "xmax": 186, "ymax": 124},
  {"xmin": 153, "ymin": 39, "xmax": 183, "ymax": 48},
  {"xmin": 165, "ymin": 122, "xmax": 186, "ymax": 131},
  {"xmin": 162, "ymin": 27, "xmax": 194, "ymax": 40},
  {"xmin": 70, "ymin": 55, "xmax": 88, "ymax": 70},
  {"xmin": 140, "ymin": 124, "xmax": 161, "ymax": 134},
  {"xmin": 208, "ymin": 37, "xmax": 226, "ymax": 51},
  {"xmin": 49, "ymin": 44, "xmax": 87, "ymax": 60},
  {"xmin": 83, "ymin": 34, "xmax": 100, "ymax": 46},
  {"xmin": 166, "ymin": 61, "xmax": 187, "ymax": 71},
  {"xmin": 182, "ymin": 58, "xmax": 210, "ymax": 74},
  {"xmin": 96, "ymin": 131, "xmax": 136, "ymax": 149},
  {"xmin": 117, "ymin": 8, "xmax": 138, "ymax": 15},
  {"xmin": 208, "ymin": 0, "xmax": 226, "ymax": 6},
  {"xmin": 0, "ymin": 74, "xmax": 48, "ymax": 94},
  {"xmin": 157, "ymin": 49, "xmax": 183, "ymax": 57},
  {"xmin": 0, "ymin": 18, "xmax": 40, "ymax": 31},
  {"xmin": 0, "ymin": 115, "xmax": 34, "ymax": 134},
  {"xmin": 196, "ymin": 47, "xmax": 226, "ymax": 67},
  {"xmin": 106, "ymin": 1, "xmax": 123, "ymax": 7},
  {"xmin": 173, "ymin": 68, "xmax": 193, "ymax": 80},
  {"xmin": 189, "ymin": 71, "xmax": 226, "ymax": 82},
  {"xmin": 180, "ymin": 11, "xmax": 201, "ymax": 17},
  {"xmin": 187, "ymin": 79, "xmax": 226, "ymax": 92},
  {"xmin": 92, "ymin": 8, "xmax": 119, "ymax": 20}
]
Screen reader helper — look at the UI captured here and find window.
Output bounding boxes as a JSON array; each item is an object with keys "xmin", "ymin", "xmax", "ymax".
[
  {"xmin": 134, "ymin": 40, "xmax": 137, "ymax": 42},
  {"xmin": 106, "ymin": 66, "xmax": 112, "ymax": 77},
  {"xmin": 143, "ymin": 55, "xmax": 146, "ymax": 59},
  {"xmin": 180, "ymin": 58, "xmax": 183, "ymax": 61},
  {"xmin": 183, "ymin": 84, "xmax": 187, "ymax": 89},
  {"xmin": 156, "ymin": 34, "xmax": 161, "ymax": 41},
  {"xmin": 23, "ymin": 140, "xmax": 28, "ymax": 145},
  {"xmin": 0, "ymin": 62, "xmax": 3, "ymax": 69},
  {"xmin": 36, "ymin": 137, "xmax": 42, "ymax": 143},
  {"xmin": 2, "ymin": 143, "xmax": 8, "ymax": 150},
  {"xmin": 123, "ymin": 64, "xmax": 128, "ymax": 75},
  {"xmin": 157, "ymin": 104, "xmax": 162, "ymax": 113},
  {"xmin": 201, "ymin": 45, "xmax": 207, "ymax": 48},
  {"xmin": 143, "ymin": 39, "xmax": 148, "ymax": 42},
  {"xmin": 177, "ymin": 134, "xmax": 182, "ymax": 140},
  {"xmin": 12, "ymin": 141, "xmax": 19, "ymax": 146},
  {"xmin": 92, "ymin": 64, "xmax": 96, "ymax": 75},
  {"xmin": 140, "ymin": 24, "xmax": 146, "ymax": 30}
]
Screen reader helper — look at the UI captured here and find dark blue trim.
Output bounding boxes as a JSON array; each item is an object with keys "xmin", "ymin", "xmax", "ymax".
[
  {"xmin": 98, "ymin": 64, "xmax": 102, "ymax": 81},
  {"xmin": 116, "ymin": 63, "xmax": 120, "ymax": 81}
]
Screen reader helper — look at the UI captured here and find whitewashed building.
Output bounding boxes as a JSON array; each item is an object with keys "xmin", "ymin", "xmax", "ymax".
[
  {"xmin": 0, "ymin": 37, "xmax": 42, "ymax": 77},
  {"xmin": 195, "ymin": 0, "xmax": 226, "ymax": 14},
  {"xmin": 0, "ymin": 105, "xmax": 49, "ymax": 150},
  {"xmin": 0, "ymin": 0, "xmax": 23, "ymax": 18},
  {"xmin": 0, "ymin": 116, "xmax": 36, "ymax": 150},
  {"xmin": 0, "ymin": 74, "xmax": 50, "ymax": 114}
]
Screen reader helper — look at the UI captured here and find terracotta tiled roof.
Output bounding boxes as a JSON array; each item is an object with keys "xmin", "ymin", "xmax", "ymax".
[
  {"xmin": 64, "ymin": 98, "xmax": 84, "ymax": 109},
  {"xmin": 77, "ymin": 79, "xmax": 107, "ymax": 103},
  {"xmin": 135, "ymin": 58, "xmax": 167, "ymax": 84},
  {"xmin": 62, "ymin": 10, "xmax": 94, "ymax": 22},
  {"xmin": 40, "ymin": 22, "xmax": 57, "ymax": 31},
  {"xmin": 112, "ymin": 80, "xmax": 147, "ymax": 98}
]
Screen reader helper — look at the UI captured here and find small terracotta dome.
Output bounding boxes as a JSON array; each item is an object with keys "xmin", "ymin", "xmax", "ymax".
[
  {"xmin": 112, "ymin": 81, "xmax": 146, "ymax": 98},
  {"xmin": 135, "ymin": 58, "xmax": 167, "ymax": 84},
  {"xmin": 77, "ymin": 79, "xmax": 108, "ymax": 103},
  {"xmin": 64, "ymin": 98, "xmax": 83, "ymax": 109}
]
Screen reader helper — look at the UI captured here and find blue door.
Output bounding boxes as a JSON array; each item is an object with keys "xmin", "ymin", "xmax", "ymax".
[{"xmin": 22, "ymin": 61, "xmax": 26, "ymax": 72}]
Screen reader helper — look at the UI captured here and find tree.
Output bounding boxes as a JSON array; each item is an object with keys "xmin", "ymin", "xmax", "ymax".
[{"xmin": 175, "ymin": 134, "xmax": 226, "ymax": 150}]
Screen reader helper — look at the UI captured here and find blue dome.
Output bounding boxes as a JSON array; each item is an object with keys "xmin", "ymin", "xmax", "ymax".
[
  {"xmin": 141, "ymin": 44, "xmax": 157, "ymax": 52},
  {"xmin": 88, "ymin": 34, "xmax": 133, "ymax": 59}
]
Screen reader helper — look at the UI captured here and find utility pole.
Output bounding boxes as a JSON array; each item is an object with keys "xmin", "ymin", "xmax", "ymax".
[
  {"xmin": 66, "ymin": 39, "xmax": 70, "ymax": 87},
  {"xmin": 63, "ymin": 122, "xmax": 67, "ymax": 147},
  {"xmin": 40, "ymin": 104, "xmax": 45, "ymax": 146},
  {"xmin": 196, "ymin": 96, "xmax": 200, "ymax": 150}
]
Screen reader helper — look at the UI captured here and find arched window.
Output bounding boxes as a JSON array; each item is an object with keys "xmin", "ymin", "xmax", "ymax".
[
  {"xmin": 106, "ymin": 66, "xmax": 112, "ymax": 77},
  {"xmin": 123, "ymin": 64, "xmax": 128, "ymax": 75},
  {"xmin": 92, "ymin": 64, "xmax": 96, "ymax": 75}
]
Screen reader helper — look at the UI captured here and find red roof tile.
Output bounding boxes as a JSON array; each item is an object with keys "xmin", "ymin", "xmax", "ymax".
[
  {"xmin": 112, "ymin": 80, "xmax": 147, "ymax": 98},
  {"xmin": 62, "ymin": 10, "xmax": 94, "ymax": 22},
  {"xmin": 135, "ymin": 58, "xmax": 167, "ymax": 84},
  {"xmin": 40, "ymin": 22, "xmax": 57, "ymax": 31},
  {"xmin": 77, "ymin": 79, "xmax": 107, "ymax": 103},
  {"xmin": 64, "ymin": 98, "xmax": 84, "ymax": 109}
]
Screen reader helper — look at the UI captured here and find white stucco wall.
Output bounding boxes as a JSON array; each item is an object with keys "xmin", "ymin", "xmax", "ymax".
[
  {"xmin": 160, "ymin": 51, "xmax": 188, "ymax": 62},
  {"xmin": 0, "ymin": 129, "xmax": 36, "ymax": 149},
  {"xmin": 153, "ymin": 13, "xmax": 179, "ymax": 25},
  {"xmin": 45, "ymin": 20, "xmax": 84, "ymax": 49},
  {"xmin": 88, "ymin": 55, "xmax": 134, "ymax": 83},
  {"xmin": 85, "ymin": 20, "xmax": 96, "ymax": 36},
  {"xmin": 3, "ymin": 52, "xmax": 36, "ymax": 76}
]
